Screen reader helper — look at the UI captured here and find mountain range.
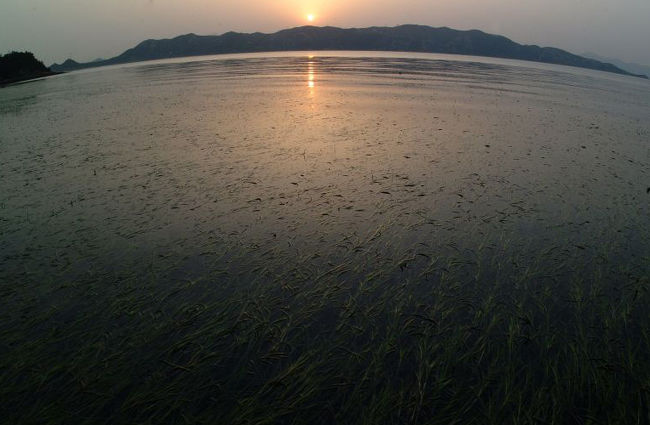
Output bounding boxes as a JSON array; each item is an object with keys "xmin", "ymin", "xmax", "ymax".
[
  {"xmin": 582, "ymin": 52, "xmax": 650, "ymax": 80},
  {"xmin": 51, "ymin": 25, "xmax": 647, "ymax": 78}
]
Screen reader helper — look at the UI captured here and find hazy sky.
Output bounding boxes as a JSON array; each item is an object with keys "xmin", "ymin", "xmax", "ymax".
[{"xmin": 2, "ymin": 0, "xmax": 649, "ymax": 66}]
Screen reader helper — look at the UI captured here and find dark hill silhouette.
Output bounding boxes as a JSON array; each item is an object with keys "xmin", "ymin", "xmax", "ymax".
[
  {"xmin": 51, "ymin": 25, "xmax": 646, "ymax": 78},
  {"xmin": 582, "ymin": 52, "xmax": 650, "ymax": 80},
  {"xmin": 1, "ymin": 51, "xmax": 58, "ymax": 86}
]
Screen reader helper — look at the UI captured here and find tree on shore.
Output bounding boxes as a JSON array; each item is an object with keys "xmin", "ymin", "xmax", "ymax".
[{"xmin": 0, "ymin": 51, "xmax": 51, "ymax": 82}]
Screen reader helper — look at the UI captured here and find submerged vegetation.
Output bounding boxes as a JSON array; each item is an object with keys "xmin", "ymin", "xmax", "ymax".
[
  {"xmin": 1, "ymin": 54, "xmax": 649, "ymax": 424},
  {"xmin": 1, "ymin": 235, "xmax": 649, "ymax": 424}
]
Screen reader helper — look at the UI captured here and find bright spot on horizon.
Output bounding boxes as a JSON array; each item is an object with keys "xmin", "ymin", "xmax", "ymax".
[{"xmin": 307, "ymin": 14, "xmax": 315, "ymax": 22}]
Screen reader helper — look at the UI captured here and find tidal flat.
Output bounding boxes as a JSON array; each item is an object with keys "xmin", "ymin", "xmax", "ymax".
[{"xmin": 1, "ymin": 52, "xmax": 649, "ymax": 424}]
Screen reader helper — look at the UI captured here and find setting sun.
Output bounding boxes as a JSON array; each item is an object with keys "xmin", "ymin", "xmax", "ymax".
[{"xmin": 307, "ymin": 14, "xmax": 315, "ymax": 22}]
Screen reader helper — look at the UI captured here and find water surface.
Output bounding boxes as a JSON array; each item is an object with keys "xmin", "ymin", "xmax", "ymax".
[{"xmin": 1, "ymin": 52, "xmax": 649, "ymax": 424}]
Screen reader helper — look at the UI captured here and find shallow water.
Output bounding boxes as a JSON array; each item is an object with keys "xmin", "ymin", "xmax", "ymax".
[
  {"xmin": 1, "ymin": 52, "xmax": 649, "ymax": 423},
  {"xmin": 2, "ymin": 53, "xmax": 648, "ymax": 282}
]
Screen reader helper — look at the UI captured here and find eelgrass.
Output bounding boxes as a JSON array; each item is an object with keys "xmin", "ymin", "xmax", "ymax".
[
  {"xmin": 1, "ymin": 54, "xmax": 649, "ymax": 425},
  {"xmin": 1, "ymin": 228, "xmax": 648, "ymax": 425}
]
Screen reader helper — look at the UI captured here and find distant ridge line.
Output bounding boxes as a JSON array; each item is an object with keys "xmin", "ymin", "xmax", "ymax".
[{"xmin": 51, "ymin": 25, "xmax": 647, "ymax": 79}]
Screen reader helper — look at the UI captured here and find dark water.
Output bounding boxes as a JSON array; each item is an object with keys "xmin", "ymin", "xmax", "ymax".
[{"xmin": 1, "ymin": 52, "xmax": 649, "ymax": 423}]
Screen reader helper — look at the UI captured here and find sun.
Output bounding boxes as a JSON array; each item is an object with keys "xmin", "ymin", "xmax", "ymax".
[{"xmin": 307, "ymin": 14, "xmax": 315, "ymax": 23}]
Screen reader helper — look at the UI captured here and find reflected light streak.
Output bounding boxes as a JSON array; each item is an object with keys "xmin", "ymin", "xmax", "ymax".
[{"xmin": 307, "ymin": 57, "xmax": 316, "ymax": 91}]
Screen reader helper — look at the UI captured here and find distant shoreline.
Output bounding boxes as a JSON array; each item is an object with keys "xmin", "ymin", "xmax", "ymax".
[
  {"xmin": 50, "ymin": 25, "xmax": 648, "ymax": 79},
  {"xmin": 0, "ymin": 51, "xmax": 61, "ymax": 88},
  {"xmin": 0, "ymin": 70, "xmax": 61, "ymax": 87}
]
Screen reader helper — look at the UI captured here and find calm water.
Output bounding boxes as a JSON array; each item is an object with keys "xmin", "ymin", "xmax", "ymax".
[
  {"xmin": 1, "ymin": 52, "xmax": 649, "ymax": 423},
  {"xmin": 2, "ymin": 53, "xmax": 648, "ymax": 283}
]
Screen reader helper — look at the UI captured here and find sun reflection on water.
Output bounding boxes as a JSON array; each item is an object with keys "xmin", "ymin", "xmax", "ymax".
[{"xmin": 307, "ymin": 56, "xmax": 315, "ymax": 92}]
